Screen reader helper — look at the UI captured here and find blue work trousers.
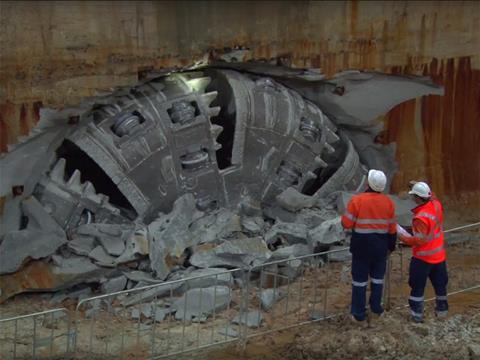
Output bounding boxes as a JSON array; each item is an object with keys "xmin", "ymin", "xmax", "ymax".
[
  {"xmin": 408, "ymin": 257, "xmax": 448, "ymax": 321},
  {"xmin": 351, "ymin": 256, "xmax": 387, "ymax": 321}
]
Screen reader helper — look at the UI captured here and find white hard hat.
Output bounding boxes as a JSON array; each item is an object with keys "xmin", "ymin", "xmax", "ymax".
[
  {"xmin": 408, "ymin": 181, "xmax": 432, "ymax": 199},
  {"xmin": 367, "ymin": 169, "xmax": 387, "ymax": 192}
]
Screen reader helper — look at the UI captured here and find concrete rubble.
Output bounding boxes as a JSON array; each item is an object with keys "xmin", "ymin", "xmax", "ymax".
[
  {"xmin": 0, "ymin": 197, "xmax": 67, "ymax": 274},
  {"xmin": 172, "ymin": 286, "xmax": 232, "ymax": 321},
  {"xmin": 0, "ymin": 62, "xmax": 445, "ymax": 325},
  {"xmin": 148, "ymin": 194, "xmax": 205, "ymax": 279},
  {"xmin": 260, "ymin": 288, "xmax": 285, "ymax": 310},
  {"xmin": 308, "ymin": 218, "xmax": 347, "ymax": 247},
  {"xmin": 327, "ymin": 246, "xmax": 352, "ymax": 262},
  {"xmin": 232, "ymin": 310, "xmax": 263, "ymax": 328},
  {"xmin": 276, "ymin": 187, "xmax": 316, "ymax": 212},
  {"xmin": 271, "ymin": 244, "xmax": 312, "ymax": 260},
  {"xmin": 190, "ymin": 237, "xmax": 272, "ymax": 268},
  {"xmin": 100, "ymin": 275, "xmax": 128, "ymax": 294},
  {"xmin": 180, "ymin": 268, "xmax": 234, "ymax": 289},
  {"xmin": 264, "ymin": 221, "xmax": 309, "ymax": 245}
]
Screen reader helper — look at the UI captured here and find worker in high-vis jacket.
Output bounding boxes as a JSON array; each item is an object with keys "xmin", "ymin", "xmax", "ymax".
[
  {"xmin": 341, "ymin": 169, "xmax": 397, "ymax": 324},
  {"xmin": 398, "ymin": 181, "xmax": 448, "ymax": 323}
]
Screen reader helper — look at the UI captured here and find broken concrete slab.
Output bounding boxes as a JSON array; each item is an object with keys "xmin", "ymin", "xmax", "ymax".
[
  {"xmin": 121, "ymin": 282, "xmax": 183, "ymax": 307},
  {"xmin": 67, "ymin": 235, "xmax": 97, "ymax": 256},
  {"xmin": 100, "ymin": 275, "xmax": 127, "ymax": 294},
  {"xmin": 97, "ymin": 235, "xmax": 125, "ymax": 257},
  {"xmin": 89, "ymin": 246, "xmax": 117, "ymax": 267},
  {"xmin": 276, "ymin": 187, "xmax": 315, "ymax": 212},
  {"xmin": 173, "ymin": 286, "xmax": 231, "ymax": 321},
  {"xmin": 0, "ymin": 197, "xmax": 67, "ymax": 274},
  {"xmin": 241, "ymin": 216, "xmax": 265, "ymax": 235},
  {"xmin": 262, "ymin": 205, "xmax": 298, "ymax": 223},
  {"xmin": 182, "ymin": 268, "xmax": 234, "ymax": 290},
  {"xmin": 153, "ymin": 307, "xmax": 173, "ymax": 322},
  {"xmin": 189, "ymin": 208, "xmax": 242, "ymax": 244},
  {"xmin": 123, "ymin": 270, "xmax": 163, "ymax": 284},
  {"xmin": 76, "ymin": 223, "xmax": 134, "ymax": 256},
  {"xmin": 296, "ymin": 207, "xmax": 338, "ymax": 229},
  {"xmin": 278, "ymin": 259, "xmax": 304, "ymax": 279},
  {"xmin": 50, "ymin": 286, "xmax": 92, "ymax": 304},
  {"xmin": 270, "ymin": 244, "xmax": 312, "ymax": 260},
  {"xmin": 113, "ymin": 229, "xmax": 149, "ymax": 265},
  {"xmin": 190, "ymin": 237, "xmax": 272, "ymax": 269},
  {"xmin": 0, "ymin": 195, "xmax": 21, "ymax": 237},
  {"xmin": 264, "ymin": 221, "xmax": 308, "ymax": 245},
  {"xmin": 232, "ymin": 310, "xmax": 263, "ymax": 328},
  {"xmin": 327, "ymin": 246, "xmax": 351, "ymax": 262},
  {"xmin": 260, "ymin": 288, "xmax": 285, "ymax": 310},
  {"xmin": 148, "ymin": 194, "xmax": 204, "ymax": 279},
  {"xmin": 307, "ymin": 218, "xmax": 347, "ymax": 247}
]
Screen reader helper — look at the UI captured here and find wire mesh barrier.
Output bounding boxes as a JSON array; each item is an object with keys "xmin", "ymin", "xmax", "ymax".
[
  {"xmin": 240, "ymin": 247, "xmax": 351, "ymax": 342},
  {"xmin": 0, "ymin": 308, "xmax": 74, "ymax": 359},
  {"xmin": 1, "ymin": 223, "xmax": 478, "ymax": 359},
  {"xmin": 74, "ymin": 268, "xmax": 247, "ymax": 359}
]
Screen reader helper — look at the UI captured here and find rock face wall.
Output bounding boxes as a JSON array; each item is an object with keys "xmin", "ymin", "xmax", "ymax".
[{"xmin": 0, "ymin": 0, "xmax": 479, "ymax": 213}]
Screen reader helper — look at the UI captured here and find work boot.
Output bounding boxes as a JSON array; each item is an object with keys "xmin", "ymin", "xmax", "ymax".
[
  {"xmin": 367, "ymin": 312, "xmax": 384, "ymax": 326},
  {"xmin": 410, "ymin": 314, "xmax": 423, "ymax": 323},
  {"xmin": 350, "ymin": 315, "xmax": 369, "ymax": 329},
  {"xmin": 435, "ymin": 310, "xmax": 448, "ymax": 320}
]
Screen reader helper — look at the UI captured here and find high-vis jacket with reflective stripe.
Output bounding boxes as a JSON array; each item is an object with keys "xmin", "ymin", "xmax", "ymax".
[
  {"xmin": 341, "ymin": 191, "xmax": 397, "ymax": 259},
  {"xmin": 403, "ymin": 198, "xmax": 446, "ymax": 264}
]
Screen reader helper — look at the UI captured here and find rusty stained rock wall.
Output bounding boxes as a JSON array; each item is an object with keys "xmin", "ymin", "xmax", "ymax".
[{"xmin": 0, "ymin": 0, "xmax": 479, "ymax": 212}]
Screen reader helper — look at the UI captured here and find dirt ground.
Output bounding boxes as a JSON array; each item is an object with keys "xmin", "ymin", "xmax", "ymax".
[
  {"xmin": 208, "ymin": 306, "xmax": 480, "ymax": 360},
  {"xmin": 0, "ymin": 237, "xmax": 479, "ymax": 360}
]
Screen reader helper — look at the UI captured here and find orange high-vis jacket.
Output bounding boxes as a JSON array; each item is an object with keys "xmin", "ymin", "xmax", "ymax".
[
  {"xmin": 341, "ymin": 192, "xmax": 396, "ymax": 235},
  {"xmin": 400, "ymin": 198, "xmax": 446, "ymax": 264}
]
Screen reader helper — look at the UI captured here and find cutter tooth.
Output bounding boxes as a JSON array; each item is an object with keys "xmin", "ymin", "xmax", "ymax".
[
  {"xmin": 187, "ymin": 76, "xmax": 211, "ymax": 93},
  {"xmin": 314, "ymin": 156, "xmax": 328, "ymax": 168},
  {"xmin": 50, "ymin": 158, "xmax": 67, "ymax": 181},
  {"xmin": 213, "ymin": 142, "xmax": 222, "ymax": 151},
  {"xmin": 67, "ymin": 169, "xmax": 82, "ymax": 190},
  {"xmin": 210, "ymin": 124, "xmax": 223, "ymax": 138},
  {"xmin": 83, "ymin": 181, "xmax": 97, "ymax": 195},
  {"xmin": 202, "ymin": 91, "xmax": 218, "ymax": 106},
  {"xmin": 209, "ymin": 106, "xmax": 221, "ymax": 117},
  {"xmin": 305, "ymin": 171, "xmax": 317, "ymax": 181},
  {"xmin": 326, "ymin": 128, "xmax": 340, "ymax": 143},
  {"xmin": 325, "ymin": 143, "xmax": 335, "ymax": 154}
]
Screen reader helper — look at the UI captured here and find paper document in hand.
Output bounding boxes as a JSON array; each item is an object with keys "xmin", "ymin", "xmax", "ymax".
[{"xmin": 396, "ymin": 224, "xmax": 412, "ymax": 238}]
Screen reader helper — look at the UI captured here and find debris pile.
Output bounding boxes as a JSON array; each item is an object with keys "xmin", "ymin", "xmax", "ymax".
[{"xmin": 1, "ymin": 62, "xmax": 441, "ymax": 322}]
